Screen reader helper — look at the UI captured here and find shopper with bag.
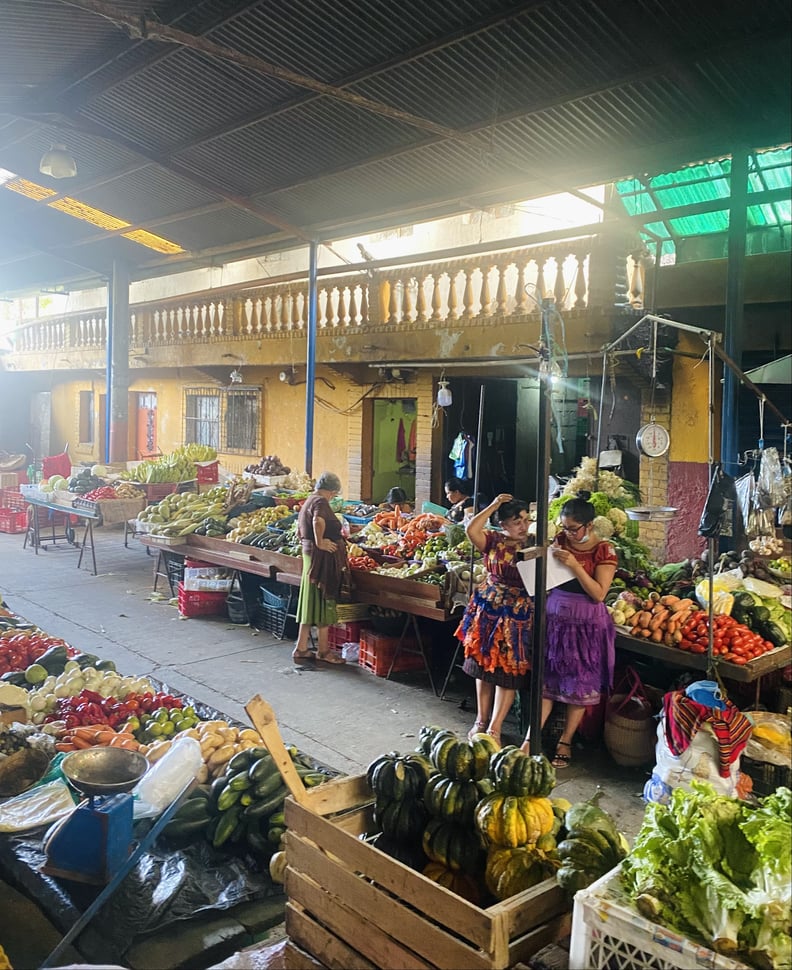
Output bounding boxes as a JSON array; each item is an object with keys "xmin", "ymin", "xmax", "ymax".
[{"xmin": 522, "ymin": 490, "xmax": 617, "ymax": 766}]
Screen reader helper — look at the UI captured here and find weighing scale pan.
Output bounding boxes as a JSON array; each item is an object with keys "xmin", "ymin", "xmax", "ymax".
[
  {"xmin": 625, "ymin": 506, "xmax": 678, "ymax": 522},
  {"xmin": 61, "ymin": 747, "xmax": 148, "ymax": 798}
]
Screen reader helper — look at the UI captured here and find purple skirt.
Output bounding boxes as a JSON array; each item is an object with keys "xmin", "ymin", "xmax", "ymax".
[{"xmin": 542, "ymin": 589, "xmax": 614, "ymax": 707}]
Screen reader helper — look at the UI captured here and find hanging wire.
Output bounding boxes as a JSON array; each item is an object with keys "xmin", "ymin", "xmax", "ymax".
[{"xmin": 757, "ymin": 396, "xmax": 766, "ymax": 451}]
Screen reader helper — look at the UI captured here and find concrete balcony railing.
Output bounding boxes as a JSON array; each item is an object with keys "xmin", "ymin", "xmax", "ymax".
[{"xmin": 7, "ymin": 233, "xmax": 648, "ymax": 361}]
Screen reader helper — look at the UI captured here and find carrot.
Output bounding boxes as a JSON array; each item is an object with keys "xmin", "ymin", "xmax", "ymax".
[
  {"xmin": 660, "ymin": 595, "xmax": 680, "ymax": 607},
  {"xmin": 72, "ymin": 735, "xmax": 93, "ymax": 749},
  {"xmin": 74, "ymin": 726, "xmax": 103, "ymax": 741},
  {"xmin": 55, "ymin": 742, "xmax": 76, "ymax": 752},
  {"xmin": 671, "ymin": 598, "xmax": 694, "ymax": 612},
  {"xmin": 649, "ymin": 609, "xmax": 669, "ymax": 631},
  {"xmin": 650, "ymin": 628, "xmax": 664, "ymax": 642}
]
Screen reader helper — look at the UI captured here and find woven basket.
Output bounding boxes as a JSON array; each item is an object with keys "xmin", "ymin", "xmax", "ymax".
[{"xmin": 604, "ymin": 667, "xmax": 658, "ymax": 768}]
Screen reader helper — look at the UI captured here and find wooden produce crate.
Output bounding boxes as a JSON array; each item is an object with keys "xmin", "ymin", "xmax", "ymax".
[
  {"xmin": 284, "ymin": 775, "xmax": 570, "ymax": 970},
  {"xmin": 352, "ymin": 569, "xmax": 449, "ymax": 620}
]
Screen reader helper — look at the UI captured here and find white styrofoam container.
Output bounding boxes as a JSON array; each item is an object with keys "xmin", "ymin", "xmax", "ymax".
[
  {"xmin": 242, "ymin": 472, "xmax": 289, "ymax": 487},
  {"xmin": 182, "ymin": 567, "xmax": 233, "ymax": 592},
  {"xmin": 569, "ymin": 867, "xmax": 750, "ymax": 970}
]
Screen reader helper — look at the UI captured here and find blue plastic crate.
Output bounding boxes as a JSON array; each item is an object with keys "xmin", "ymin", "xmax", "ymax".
[{"xmin": 260, "ymin": 584, "xmax": 290, "ymax": 611}]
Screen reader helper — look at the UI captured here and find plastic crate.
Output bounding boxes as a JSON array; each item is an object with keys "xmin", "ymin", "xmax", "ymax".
[
  {"xmin": 569, "ymin": 867, "xmax": 750, "ymax": 970},
  {"xmin": 358, "ymin": 629, "xmax": 425, "ymax": 677},
  {"xmin": 196, "ymin": 461, "xmax": 219, "ymax": 484},
  {"xmin": 0, "ymin": 508, "xmax": 28, "ymax": 534},
  {"xmin": 328, "ymin": 620, "xmax": 371, "ymax": 650},
  {"xmin": 0, "ymin": 488, "xmax": 25, "ymax": 511},
  {"xmin": 176, "ymin": 582, "xmax": 228, "ymax": 618},
  {"xmin": 740, "ymin": 754, "xmax": 791, "ymax": 797}
]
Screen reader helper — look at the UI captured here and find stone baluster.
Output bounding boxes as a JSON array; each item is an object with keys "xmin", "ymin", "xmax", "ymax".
[
  {"xmin": 388, "ymin": 278, "xmax": 400, "ymax": 324},
  {"xmin": 414, "ymin": 276, "xmax": 427, "ymax": 323},
  {"xmin": 575, "ymin": 253, "xmax": 588, "ymax": 308},
  {"xmin": 495, "ymin": 263, "xmax": 508, "ymax": 315},
  {"xmin": 359, "ymin": 283, "xmax": 369, "ymax": 325},
  {"xmin": 216, "ymin": 300, "xmax": 225, "ymax": 335},
  {"xmin": 274, "ymin": 295, "xmax": 284, "ymax": 331},
  {"xmin": 536, "ymin": 259, "xmax": 547, "ymax": 303},
  {"xmin": 336, "ymin": 287, "xmax": 346, "ymax": 328},
  {"xmin": 448, "ymin": 270, "xmax": 460, "ymax": 320},
  {"xmin": 515, "ymin": 259, "xmax": 528, "ymax": 313},
  {"xmin": 431, "ymin": 273, "xmax": 443, "ymax": 321},
  {"xmin": 262, "ymin": 296, "xmax": 271, "ymax": 332},
  {"xmin": 462, "ymin": 268, "xmax": 475, "ymax": 318},
  {"xmin": 348, "ymin": 285, "xmax": 358, "ymax": 326},
  {"xmin": 243, "ymin": 298, "xmax": 253, "ymax": 335},
  {"xmin": 554, "ymin": 256, "xmax": 567, "ymax": 308},
  {"xmin": 480, "ymin": 266, "xmax": 492, "ymax": 318}
]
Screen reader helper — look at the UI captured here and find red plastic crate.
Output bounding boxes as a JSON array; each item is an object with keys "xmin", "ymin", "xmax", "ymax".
[
  {"xmin": 196, "ymin": 461, "xmax": 219, "ymax": 484},
  {"xmin": 358, "ymin": 629, "xmax": 425, "ymax": 678},
  {"xmin": 184, "ymin": 558, "xmax": 213, "ymax": 569},
  {"xmin": 0, "ymin": 488, "xmax": 25, "ymax": 511},
  {"xmin": 0, "ymin": 508, "xmax": 28, "ymax": 534},
  {"xmin": 177, "ymin": 582, "xmax": 228, "ymax": 617},
  {"xmin": 328, "ymin": 621, "xmax": 371, "ymax": 650}
]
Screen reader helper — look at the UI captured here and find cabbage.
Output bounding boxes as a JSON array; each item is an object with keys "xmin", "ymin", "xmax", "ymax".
[{"xmin": 91, "ymin": 464, "xmax": 108, "ymax": 477}]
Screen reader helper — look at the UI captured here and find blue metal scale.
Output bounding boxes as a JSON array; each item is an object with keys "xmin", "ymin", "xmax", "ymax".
[{"xmin": 42, "ymin": 792, "xmax": 135, "ymax": 885}]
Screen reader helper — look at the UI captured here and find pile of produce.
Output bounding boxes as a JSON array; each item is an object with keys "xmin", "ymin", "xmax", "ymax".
[
  {"xmin": 364, "ymin": 725, "xmax": 629, "ymax": 905},
  {"xmin": 226, "ymin": 505, "xmax": 291, "ymax": 542},
  {"xmin": 136, "ymin": 487, "xmax": 228, "ymax": 538},
  {"xmin": 121, "ymin": 445, "xmax": 214, "ymax": 484},
  {"xmin": 244, "ymin": 455, "xmax": 291, "ymax": 477},
  {"xmin": 0, "ymin": 630, "xmax": 77, "ymax": 680},
  {"xmin": 621, "ymin": 781, "xmax": 791, "ymax": 969}
]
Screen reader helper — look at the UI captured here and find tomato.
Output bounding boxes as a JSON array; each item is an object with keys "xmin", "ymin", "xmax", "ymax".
[
  {"xmin": 730, "ymin": 655, "xmax": 748, "ymax": 665},
  {"xmin": 678, "ymin": 638, "xmax": 692, "ymax": 651},
  {"xmin": 690, "ymin": 643, "xmax": 707, "ymax": 654}
]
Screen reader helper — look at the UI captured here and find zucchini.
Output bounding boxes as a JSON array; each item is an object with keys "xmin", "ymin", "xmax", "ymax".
[
  {"xmin": 253, "ymin": 771, "xmax": 284, "ymax": 800},
  {"xmin": 213, "ymin": 804, "xmax": 241, "ymax": 848},
  {"xmin": 757, "ymin": 620, "xmax": 786, "ymax": 648},
  {"xmin": 226, "ymin": 770, "xmax": 253, "ymax": 792},
  {"xmin": 243, "ymin": 785, "xmax": 287, "ymax": 820},
  {"xmin": 162, "ymin": 816, "xmax": 211, "ymax": 844},
  {"xmin": 227, "ymin": 750, "xmax": 252, "ymax": 775},
  {"xmin": 173, "ymin": 798, "xmax": 212, "ymax": 822},
  {"xmin": 248, "ymin": 755, "xmax": 276, "ymax": 784},
  {"xmin": 217, "ymin": 786, "xmax": 243, "ymax": 812}
]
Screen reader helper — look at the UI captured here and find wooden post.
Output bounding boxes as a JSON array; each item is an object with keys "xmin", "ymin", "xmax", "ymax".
[{"xmin": 245, "ymin": 695, "xmax": 308, "ymax": 804}]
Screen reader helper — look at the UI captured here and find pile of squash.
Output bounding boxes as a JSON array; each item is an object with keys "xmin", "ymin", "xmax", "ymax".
[{"xmin": 366, "ymin": 725, "xmax": 630, "ymax": 905}]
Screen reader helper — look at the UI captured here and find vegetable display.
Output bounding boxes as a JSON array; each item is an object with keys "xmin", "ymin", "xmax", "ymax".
[{"xmin": 621, "ymin": 782, "xmax": 791, "ymax": 969}]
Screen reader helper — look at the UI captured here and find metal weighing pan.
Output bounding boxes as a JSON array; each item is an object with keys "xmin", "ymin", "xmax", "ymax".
[{"xmin": 61, "ymin": 747, "xmax": 148, "ymax": 798}]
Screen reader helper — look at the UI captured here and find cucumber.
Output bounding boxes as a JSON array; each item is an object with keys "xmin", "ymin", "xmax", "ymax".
[
  {"xmin": 245, "ymin": 829, "xmax": 271, "ymax": 857},
  {"xmin": 247, "ymin": 746, "xmax": 270, "ymax": 762},
  {"xmin": 301, "ymin": 772, "xmax": 329, "ymax": 788},
  {"xmin": 213, "ymin": 804, "xmax": 242, "ymax": 848},
  {"xmin": 162, "ymin": 816, "xmax": 211, "ymax": 844},
  {"xmin": 248, "ymin": 755, "xmax": 276, "ymax": 784},
  {"xmin": 217, "ymin": 786, "xmax": 243, "ymax": 812},
  {"xmin": 227, "ymin": 750, "xmax": 252, "ymax": 775},
  {"xmin": 210, "ymin": 776, "xmax": 228, "ymax": 810},
  {"xmin": 173, "ymin": 798, "xmax": 212, "ymax": 822},
  {"xmin": 267, "ymin": 825, "xmax": 286, "ymax": 844},
  {"xmin": 268, "ymin": 811, "xmax": 286, "ymax": 827},
  {"xmin": 253, "ymin": 772, "xmax": 284, "ymax": 800},
  {"xmin": 226, "ymin": 770, "xmax": 253, "ymax": 792},
  {"xmin": 243, "ymin": 785, "xmax": 287, "ymax": 820}
]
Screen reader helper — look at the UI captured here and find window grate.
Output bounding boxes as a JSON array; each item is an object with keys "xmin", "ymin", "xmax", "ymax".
[{"xmin": 184, "ymin": 385, "xmax": 261, "ymax": 454}]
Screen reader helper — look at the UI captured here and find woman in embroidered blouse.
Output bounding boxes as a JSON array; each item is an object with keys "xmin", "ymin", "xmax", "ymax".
[
  {"xmin": 456, "ymin": 494, "xmax": 535, "ymax": 745},
  {"xmin": 444, "ymin": 477, "xmax": 475, "ymax": 523},
  {"xmin": 523, "ymin": 490, "xmax": 617, "ymax": 766}
]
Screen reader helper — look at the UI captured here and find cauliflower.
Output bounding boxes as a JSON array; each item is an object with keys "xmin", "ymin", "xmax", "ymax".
[
  {"xmin": 608, "ymin": 506, "xmax": 628, "ymax": 534},
  {"xmin": 592, "ymin": 515, "xmax": 614, "ymax": 538}
]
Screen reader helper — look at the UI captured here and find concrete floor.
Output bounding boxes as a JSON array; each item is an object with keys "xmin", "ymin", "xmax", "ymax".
[{"xmin": 0, "ymin": 524, "xmax": 654, "ymax": 966}]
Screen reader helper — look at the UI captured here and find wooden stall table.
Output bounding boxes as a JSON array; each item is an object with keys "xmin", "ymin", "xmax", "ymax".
[
  {"xmin": 615, "ymin": 630, "xmax": 791, "ymax": 706},
  {"xmin": 23, "ymin": 495, "xmax": 101, "ymax": 575}
]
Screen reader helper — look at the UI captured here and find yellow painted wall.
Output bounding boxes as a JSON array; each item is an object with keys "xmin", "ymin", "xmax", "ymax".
[
  {"xmin": 670, "ymin": 333, "xmax": 719, "ymax": 462},
  {"xmin": 51, "ymin": 378, "xmax": 104, "ymax": 466}
]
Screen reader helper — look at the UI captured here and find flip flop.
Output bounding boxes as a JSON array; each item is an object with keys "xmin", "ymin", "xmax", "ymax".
[
  {"xmin": 292, "ymin": 648, "xmax": 316, "ymax": 666},
  {"xmin": 316, "ymin": 651, "xmax": 345, "ymax": 665}
]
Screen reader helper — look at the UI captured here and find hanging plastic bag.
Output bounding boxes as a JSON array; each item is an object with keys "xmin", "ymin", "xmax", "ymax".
[
  {"xmin": 698, "ymin": 463, "xmax": 736, "ymax": 538},
  {"xmin": 756, "ymin": 447, "xmax": 785, "ymax": 509},
  {"xmin": 734, "ymin": 473, "xmax": 757, "ymax": 534}
]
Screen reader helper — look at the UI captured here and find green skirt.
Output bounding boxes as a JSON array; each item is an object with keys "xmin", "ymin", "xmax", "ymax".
[{"xmin": 295, "ymin": 552, "xmax": 338, "ymax": 627}]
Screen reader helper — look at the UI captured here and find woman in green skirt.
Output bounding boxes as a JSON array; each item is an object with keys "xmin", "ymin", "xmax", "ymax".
[{"xmin": 292, "ymin": 471, "xmax": 348, "ymax": 665}]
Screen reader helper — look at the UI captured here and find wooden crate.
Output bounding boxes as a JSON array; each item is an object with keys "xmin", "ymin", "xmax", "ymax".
[{"xmin": 284, "ymin": 775, "xmax": 570, "ymax": 970}]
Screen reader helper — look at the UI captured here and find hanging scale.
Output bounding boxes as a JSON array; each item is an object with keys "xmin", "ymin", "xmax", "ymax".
[{"xmin": 636, "ymin": 319, "xmax": 671, "ymax": 458}]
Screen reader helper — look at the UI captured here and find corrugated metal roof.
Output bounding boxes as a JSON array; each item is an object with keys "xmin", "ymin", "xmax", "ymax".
[{"xmin": 0, "ymin": 0, "xmax": 789, "ymax": 294}]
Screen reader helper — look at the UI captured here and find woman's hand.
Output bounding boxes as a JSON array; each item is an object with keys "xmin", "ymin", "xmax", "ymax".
[
  {"xmin": 551, "ymin": 546, "xmax": 579, "ymax": 570},
  {"xmin": 321, "ymin": 539, "xmax": 337, "ymax": 552},
  {"xmin": 492, "ymin": 493, "xmax": 513, "ymax": 507}
]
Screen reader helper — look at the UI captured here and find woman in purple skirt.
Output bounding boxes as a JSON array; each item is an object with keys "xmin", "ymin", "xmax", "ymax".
[{"xmin": 524, "ymin": 491, "xmax": 617, "ymax": 766}]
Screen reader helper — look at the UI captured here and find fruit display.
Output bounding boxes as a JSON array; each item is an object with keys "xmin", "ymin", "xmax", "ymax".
[
  {"xmin": 244, "ymin": 455, "xmax": 291, "ymax": 476},
  {"xmin": 555, "ymin": 793, "xmax": 629, "ymax": 895},
  {"xmin": 226, "ymin": 505, "xmax": 291, "ymax": 541},
  {"xmin": 113, "ymin": 481, "xmax": 146, "ymax": 500},
  {"xmin": 768, "ymin": 557, "xmax": 791, "ymax": 580},
  {"xmin": 121, "ymin": 448, "xmax": 202, "ymax": 484},
  {"xmin": 136, "ymin": 487, "xmax": 229, "ymax": 537},
  {"xmin": 67, "ymin": 468, "xmax": 106, "ymax": 494}
]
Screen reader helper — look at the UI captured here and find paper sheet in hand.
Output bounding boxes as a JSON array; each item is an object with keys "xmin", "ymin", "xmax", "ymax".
[{"xmin": 517, "ymin": 553, "xmax": 576, "ymax": 595}]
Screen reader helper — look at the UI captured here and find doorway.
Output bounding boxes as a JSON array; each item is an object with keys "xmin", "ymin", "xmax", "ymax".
[
  {"xmin": 134, "ymin": 393, "xmax": 158, "ymax": 459},
  {"xmin": 365, "ymin": 398, "xmax": 417, "ymax": 503}
]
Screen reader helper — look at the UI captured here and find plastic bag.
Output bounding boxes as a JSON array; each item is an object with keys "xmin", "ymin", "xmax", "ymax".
[
  {"xmin": 134, "ymin": 736, "xmax": 202, "ymax": 817},
  {"xmin": 694, "ymin": 579, "xmax": 735, "ymax": 615},
  {"xmin": 698, "ymin": 463, "xmax": 736, "ymax": 538},
  {"xmin": 757, "ymin": 447, "xmax": 785, "ymax": 509},
  {"xmin": 744, "ymin": 710, "xmax": 791, "ymax": 767},
  {"xmin": 0, "ymin": 778, "xmax": 76, "ymax": 832},
  {"xmin": 646, "ymin": 719, "xmax": 740, "ymax": 800},
  {"xmin": 734, "ymin": 473, "xmax": 757, "ymax": 533}
]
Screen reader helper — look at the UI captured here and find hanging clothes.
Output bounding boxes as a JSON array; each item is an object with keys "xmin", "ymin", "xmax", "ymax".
[
  {"xmin": 407, "ymin": 420, "xmax": 417, "ymax": 462},
  {"xmin": 395, "ymin": 419, "xmax": 407, "ymax": 463},
  {"xmin": 662, "ymin": 691, "xmax": 752, "ymax": 778},
  {"xmin": 449, "ymin": 432, "xmax": 475, "ymax": 480}
]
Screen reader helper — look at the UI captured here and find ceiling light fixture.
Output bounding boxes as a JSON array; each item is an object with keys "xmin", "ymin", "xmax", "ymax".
[
  {"xmin": 39, "ymin": 144, "xmax": 77, "ymax": 179},
  {"xmin": 229, "ymin": 369, "xmax": 243, "ymax": 384},
  {"xmin": 437, "ymin": 378, "xmax": 452, "ymax": 408}
]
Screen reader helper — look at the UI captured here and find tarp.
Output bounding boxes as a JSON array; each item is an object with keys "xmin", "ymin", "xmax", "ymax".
[{"xmin": 744, "ymin": 355, "xmax": 792, "ymax": 384}]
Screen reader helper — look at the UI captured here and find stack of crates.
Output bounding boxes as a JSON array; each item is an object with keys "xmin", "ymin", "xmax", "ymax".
[
  {"xmin": 0, "ymin": 488, "xmax": 28, "ymax": 534},
  {"xmin": 328, "ymin": 620, "xmax": 371, "ymax": 653},
  {"xmin": 177, "ymin": 582, "xmax": 228, "ymax": 617},
  {"xmin": 358, "ymin": 629, "xmax": 425, "ymax": 678}
]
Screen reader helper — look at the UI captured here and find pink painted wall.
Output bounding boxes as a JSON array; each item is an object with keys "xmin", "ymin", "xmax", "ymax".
[{"xmin": 667, "ymin": 461, "xmax": 709, "ymax": 561}]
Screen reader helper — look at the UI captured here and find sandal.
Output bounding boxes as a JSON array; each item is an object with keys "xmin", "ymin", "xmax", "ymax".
[
  {"xmin": 292, "ymin": 647, "xmax": 316, "ymax": 666},
  {"xmin": 485, "ymin": 729, "xmax": 502, "ymax": 748},
  {"xmin": 467, "ymin": 720, "xmax": 488, "ymax": 741},
  {"xmin": 316, "ymin": 650, "xmax": 345, "ymax": 665},
  {"xmin": 552, "ymin": 740, "xmax": 572, "ymax": 768}
]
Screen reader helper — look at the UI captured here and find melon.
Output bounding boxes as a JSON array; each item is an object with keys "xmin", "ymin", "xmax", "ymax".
[{"xmin": 91, "ymin": 464, "xmax": 108, "ymax": 477}]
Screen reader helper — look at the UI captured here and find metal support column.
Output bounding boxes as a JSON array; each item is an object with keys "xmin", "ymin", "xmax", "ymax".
[
  {"xmin": 526, "ymin": 299, "xmax": 555, "ymax": 754},
  {"xmin": 304, "ymin": 242, "xmax": 318, "ymax": 477},
  {"xmin": 721, "ymin": 147, "xmax": 749, "ymax": 478}
]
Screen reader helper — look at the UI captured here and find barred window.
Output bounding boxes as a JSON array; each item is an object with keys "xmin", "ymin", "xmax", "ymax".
[{"xmin": 184, "ymin": 386, "xmax": 261, "ymax": 454}]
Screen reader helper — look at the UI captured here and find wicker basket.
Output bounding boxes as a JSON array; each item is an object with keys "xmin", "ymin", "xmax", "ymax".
[{"xmin": 603, "ymin": 668, "xmax": 659, "ymax": 768}]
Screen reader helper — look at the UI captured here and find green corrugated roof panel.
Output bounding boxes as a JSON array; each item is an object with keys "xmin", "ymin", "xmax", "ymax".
[{"xmin": 615, "ymin": 146, "xmax": 791, "ymax": 260}]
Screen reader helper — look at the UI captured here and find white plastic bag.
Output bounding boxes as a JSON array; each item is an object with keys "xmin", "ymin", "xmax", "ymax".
[
  {"xmin": 0, "ymin": 779, "xmax": 77, "ymax": 832},
  {"xmin": 648, "ymin": 718, "xmax": 740, "ymax": 799},
  {"xmin": 134, "ymin": 736, "xmax": 202, "ymax": 817}
]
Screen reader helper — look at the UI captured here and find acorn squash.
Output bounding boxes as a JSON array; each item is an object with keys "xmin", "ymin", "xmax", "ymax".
[
  {"xmin": 422, "ymin": 817, "xmax": 483, "ymax": 874},
  {"xmin": 485, "ymin": 845, "xmax": 552, "ymax": 900},
  {"xmin": 423, "ymin": 774, "xmax": 481, "ymax": 824},
  {"xmin": 474, "ymin": 792, "xmax": 555, "ymax": 847},
  {"xmin": 490, "ymin": 746, "xmax": 556, "ymax": 797},
  {"xmin": 366, "ymin": 751, "xmax": 433, "ymax": 800},
  {"xmin": 422, "ymin": 862, "xmax": 482, "ymax": 903},
  {"xmin": 430, "ymin": 732, "xmax": 499, "ymax": 782}
]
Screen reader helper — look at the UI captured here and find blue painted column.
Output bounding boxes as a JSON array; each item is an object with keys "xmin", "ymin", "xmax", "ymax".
[{"xmin": 304, "ymin": 242, "xmax": 318, "ymax": 477}]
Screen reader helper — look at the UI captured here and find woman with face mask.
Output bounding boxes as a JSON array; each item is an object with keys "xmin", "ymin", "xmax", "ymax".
[{"xmin": 523, "ymin": 490, "xmax": 617, "ymax": 766}]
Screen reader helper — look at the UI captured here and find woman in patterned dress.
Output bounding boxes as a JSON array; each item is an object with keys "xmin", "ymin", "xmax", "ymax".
[
  {"xmin": 525, "ymin": 490, "xmax": 617, "ymax": 766},
  {"xmin": 456, "ymin": 494, "xmax": 535, "ymax": 745}
]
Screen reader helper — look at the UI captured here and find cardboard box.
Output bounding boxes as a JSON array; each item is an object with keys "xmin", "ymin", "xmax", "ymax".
[
  {"xmin": 0, "ymin": 705, "xmax": 28, "ymax": 726},
  {"xmin": 284, "ymin": 775, "xmax": 570, "ymax": 970}
]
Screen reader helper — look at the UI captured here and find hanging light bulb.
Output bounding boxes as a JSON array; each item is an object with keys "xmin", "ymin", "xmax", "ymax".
[{"xmin": 437, "ymin": 379, "xmax": 452, "ymax": 408}]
